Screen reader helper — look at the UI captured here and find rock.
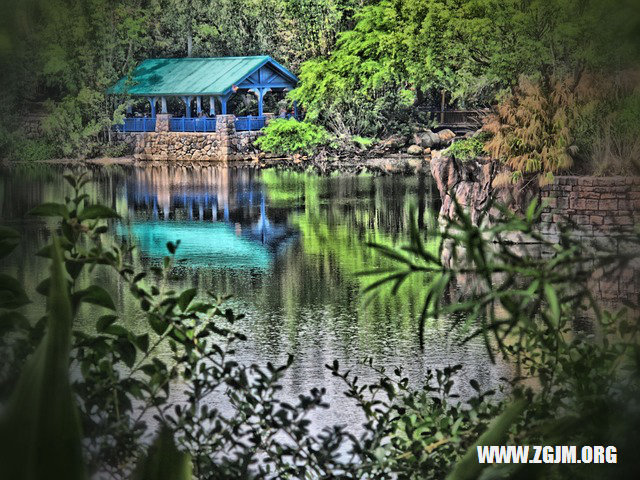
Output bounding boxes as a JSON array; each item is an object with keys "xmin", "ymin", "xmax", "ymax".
[
  {"xmin": 414, "ymin": 130, "xmax": 441, "ymax": 149},
  {"xmin": 437, "ymin": 129, "xmax": 456, "ymax": 145},
  {"xmin": 430, "ymin": 154, "xmax": 538, "ymax": 232},
  {"xmin": 407, "ymin": 158, "xmax": 423, "ymax": 170},
  {"xmin": 380, "ymin": 134, "xmax": 408, "ymax": 150},
  {"xmin": 407, "ymin": 144, "xmax": 424, "ymax": 156}
]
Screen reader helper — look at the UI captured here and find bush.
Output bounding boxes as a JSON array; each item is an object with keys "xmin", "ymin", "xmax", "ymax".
[
  {"xmin": 0, "ymin": 128, "xmax": 57, "ymax": 162},
  {"xmin": 487, "ymin": 72, "xmax": 640, "ymax": 181},
  {"xmin": 11, "ymin": 138, "xmax": 58, "ymax": 162},
  {"xmin": 485, "ymin": 76, "xmax": 576, "ymax": 185},
  {"xmin": 443, "ymin": 134, "xmax": 489, "ymax": 162},
  {"xmin": 254, "ymin": 118, "xmax": 330, "ymax": 156}
]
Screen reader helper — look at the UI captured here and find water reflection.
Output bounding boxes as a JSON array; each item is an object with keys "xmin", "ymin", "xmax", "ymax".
[{"xmin": 0, "ymin": 163, "xmax": 510, "ymax": 432}]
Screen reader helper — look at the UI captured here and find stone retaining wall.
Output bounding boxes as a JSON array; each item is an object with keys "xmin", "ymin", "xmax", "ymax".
[
  {"xmin": 127, "ymin": 114, "xmax": 261, "ymax": 162},
  {"xmin": 540, "ymin": 176, "xmax": 640, "ymax": 302},
  {"xmin": 540, "ymin": 176, "xmax": 640, "ymax": 239}
]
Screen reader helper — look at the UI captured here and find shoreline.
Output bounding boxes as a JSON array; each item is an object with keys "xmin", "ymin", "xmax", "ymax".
[{"xmin": 2, "ymin": 153, "xmax": 434, "ymax": 175}]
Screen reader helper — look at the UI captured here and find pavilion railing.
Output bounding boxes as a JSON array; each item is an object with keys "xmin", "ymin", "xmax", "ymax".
[
  {"xmin": 235, "ymin": 115, "xmax": 266, "ymax": 131},
  {"xmin": 113, "ymin": 118, "xmax": 156, "ymax": 133},
  {"xmin": 169, "ymin": 118, "xmax": 217, "ymax": 132}
]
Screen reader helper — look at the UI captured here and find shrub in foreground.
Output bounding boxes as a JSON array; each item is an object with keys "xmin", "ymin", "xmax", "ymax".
[{"xmin": 254, "ymin": 118, "xmax": 330, "ymax": 156}]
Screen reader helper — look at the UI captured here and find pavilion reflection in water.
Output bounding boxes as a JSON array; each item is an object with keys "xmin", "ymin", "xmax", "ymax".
[{"xmin": 121, "ymin": 166, "xmax": 297, "ymax": 270}]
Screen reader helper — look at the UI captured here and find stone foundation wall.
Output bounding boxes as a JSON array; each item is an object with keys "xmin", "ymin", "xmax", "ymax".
[
  {"xmin": 126, "ymin": 114, "xmax": 261, "ymax": 162},
  {"xmin": 539, "ymin": 176, "xmax": 640, "ymax": 239},
  {"xmin": 115, "ymin": 132, "xmax": 144, "ymax": 153},
  {"xmin": 540, "ymin": 176, "xmax": 640, "ymax": 302}
]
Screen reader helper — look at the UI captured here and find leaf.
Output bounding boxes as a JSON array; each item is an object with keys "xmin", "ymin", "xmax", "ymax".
[
  {"xmin": 134, "ymin": 334, "xmax": 150, "ymax": 352},
  {"xmin": 149, "ymin": 316, "xmax": 169, "ymax": 336},
  {"xmin": 0, "ymin": 273, "xmax": 30, "ymax": 308},
  {"xmin": 96, "ymin": 315, "xmax": 118, "ymax": 333},
  {"xmin": 63, "ymin": 174, "xmax": 77, "ymax": 188},
  {"xmin": 72, "ymin": 285, "xmax": 116, "ymax": 311},
  {"xmin": 65, "ymin": 259, "xmax": 84, "ymax": 279},
  {"xmin": 543, "ymin": 283, "xmax": 560, "ymax": 326},
  {"xmin": 0, "ymin": 236, "xmax": 86, "ymax": 479},
  {"xmin": 27, "ymin": 202, "xmax": 70, "ymax": 219},
  {"xmin": 78, "ymin": 204, "xmax": 120, "ymax": 221},
  {"xmin": 116, "ymin": 338, "xmax": 137, "ymax": 368},
  {"xmin": 0, "ymin": 226, "xmax": 20, "ymax": 259},
  {"xmin": 36, "ymin": 277, "xmax": 51, "ymax": 296},
  {"xmin": 525, "ymin": 198, "xmax": 538, "ymax": 223},
  {"xmin": 133, "ymin": 426, "xmax": 192, "ymax": 480},
  {"xmin": 446, "ymin": 399, "xmax": 526, "ymax": 480},
  {"xmin": 177, "ymin": 288, "xmax": 197, "ymax": 312}
]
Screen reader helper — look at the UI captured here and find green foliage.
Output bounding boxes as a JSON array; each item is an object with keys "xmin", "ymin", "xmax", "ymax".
[
  {"xmin": 254, "ymin": 118, "xmax": 330, "ymax": 155},
  {"xmin": 443, "ymin": 134, "xmax": 490, "ymax": 162},
  {"xmin": 0, "ymin": 237, "xmax": 85, "ymax": 480},
  {"xmin": 292, "ymin": 0, "xmax": 640, "ymax": 137},
  {"xmin": 0, "ymin": 128, "xmax": 57, "ymax": 162},
  {"xmin": 574, "ymin": 81, "xmax": 640, "ymax": 175},
  {"xmin": 352, "ymin": 135, "xmax": 376, "ymax": 149}
]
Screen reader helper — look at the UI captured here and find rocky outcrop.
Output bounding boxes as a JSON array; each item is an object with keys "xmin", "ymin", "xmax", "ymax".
[
  {"xmin": 430, "ymin": 154, "xmax": 537, "ymax": 225},
  {"xmin": 407, "ymin": 128, "xmax": 457, "ymax": 156}
]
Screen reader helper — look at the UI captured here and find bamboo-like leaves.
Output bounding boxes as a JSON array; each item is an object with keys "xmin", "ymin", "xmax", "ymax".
[{"xmin": 0, "ymin": 237, "xmax": 85, "ymax": 480}]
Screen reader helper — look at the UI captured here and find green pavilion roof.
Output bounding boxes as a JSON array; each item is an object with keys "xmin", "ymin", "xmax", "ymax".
[{"xmin": 107, "ymin": 56, "xmax": 298, "ymax": 96}]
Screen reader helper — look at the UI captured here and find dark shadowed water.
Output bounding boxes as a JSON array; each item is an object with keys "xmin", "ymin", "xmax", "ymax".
[{"xmin": 0, "ymin": 163, "xmax": 509, "ymax": 432}]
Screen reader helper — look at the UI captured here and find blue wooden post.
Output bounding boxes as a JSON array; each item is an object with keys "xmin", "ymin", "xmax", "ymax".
[
  {"xmin": 181, "ymin": 96, "xmax": 193, "ymax": 118},
  {"xmin": 196, "ymin": 96, "xmax": 202, "ymax": 115},
  {"xmin": 257, "ymin": 89, "xmax": 264, "ymax": 117},
  {"xmin": 293, "ymin": 100, "xmax": 298, "ymax": 119},
  {"xmin": 161, "ymin": 97, "xmax": 168, "ymax": 114},
  {"xmin": 148, "ymin": 97, "xmax": 157, "ymax": 118},
  {"xmin": 219, "ymin": 92, "xmax": 232, "ymax": 115},
  {"xmin": 209, "ymin": 96, "xmax": 216, "ymax": 116}
]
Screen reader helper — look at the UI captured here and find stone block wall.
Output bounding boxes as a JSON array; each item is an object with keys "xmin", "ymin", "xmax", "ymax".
[
  {"xmin": 540, "ymin": 176, "xmax": 640, "ymax": 302},
  {"xmin": 540, "ymin": 176, "xmax": 640, "ymax": 237},
  {"xmin": 128, "ymin": 114, "xmax": 261, "ymax": 162}
]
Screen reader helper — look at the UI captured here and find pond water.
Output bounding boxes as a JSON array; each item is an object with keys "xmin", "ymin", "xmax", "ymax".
[{"xmin": 0, "ymin": 163, "xmax": 508, "ymax": 432}]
